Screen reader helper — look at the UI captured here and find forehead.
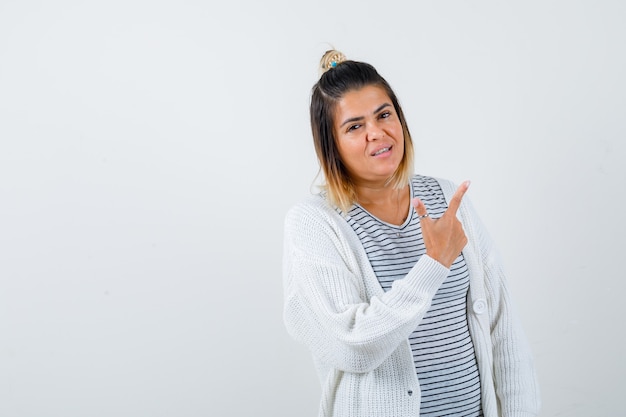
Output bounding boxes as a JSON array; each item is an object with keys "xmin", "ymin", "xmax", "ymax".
[{"xmin": 334, "ymin": 85, "xmax": 392, "ymax": 119}]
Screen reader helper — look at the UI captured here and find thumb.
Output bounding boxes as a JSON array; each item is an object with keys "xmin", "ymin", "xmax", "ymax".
[{"xmin": 411, "ymin": 197, "xmax": 428, "ymax": 218}]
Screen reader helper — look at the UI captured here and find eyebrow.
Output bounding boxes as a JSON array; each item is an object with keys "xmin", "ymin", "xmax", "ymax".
[{"xmin": 339, "ymin": 103, "xmax": 391, "ymax": 128}]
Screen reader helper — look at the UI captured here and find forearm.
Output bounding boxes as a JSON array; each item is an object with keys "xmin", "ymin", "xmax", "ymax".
[{"xmin": 284, "ymin": 249, "xmax": 449, "ymax": 373}]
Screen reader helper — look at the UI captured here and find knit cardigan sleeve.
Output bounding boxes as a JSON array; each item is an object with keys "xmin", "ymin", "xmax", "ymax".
[
  {"xmin": 439, "ymin": 179, "xmax": 541, "ymax": 417},
  {"xmin": 282, "ymin": 196, "xmax": 450, "ymax": 373}
]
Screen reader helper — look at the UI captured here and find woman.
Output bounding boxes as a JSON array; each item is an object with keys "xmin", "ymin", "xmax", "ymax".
[{"xmin": 282, "ymin": 49, "xmax": 540, "ymax": 417}]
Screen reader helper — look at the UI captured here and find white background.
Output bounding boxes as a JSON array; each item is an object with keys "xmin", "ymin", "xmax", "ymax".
[{"xmin": 1, "ymin": 1, "xmax": 624, "ymax": 416}]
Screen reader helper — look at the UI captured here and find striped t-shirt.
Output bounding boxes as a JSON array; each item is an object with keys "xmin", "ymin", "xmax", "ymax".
[{"xmin": 343, "ymin": 175, "xmax": 483, "ymax": 417}]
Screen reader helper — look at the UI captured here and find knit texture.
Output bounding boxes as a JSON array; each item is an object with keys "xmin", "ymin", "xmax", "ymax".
[
  {"xmin": 282, "ymin": 176, "xmax": 541, "ymax": 417},
  {"xmin": 345, "ymin": 176, "xmax": 483, "ymax": 416}
]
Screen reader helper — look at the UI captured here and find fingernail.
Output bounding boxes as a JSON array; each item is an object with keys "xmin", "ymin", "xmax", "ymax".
[{"xmin": 411, "ymin": 197, "xmax": 421, "ymax": 207}]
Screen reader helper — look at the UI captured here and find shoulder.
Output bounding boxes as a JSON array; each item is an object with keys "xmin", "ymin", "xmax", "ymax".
[
  {"xmin": 284, "ymin": 193, "xmax": 346, "ymax": 238},
  {"xmin": 285, "ymin": 193, "xmax": 337, "ymax": 223},
  {"xmin": 283, "ymin": 194, "xmax": 360, "ymax": 260}
]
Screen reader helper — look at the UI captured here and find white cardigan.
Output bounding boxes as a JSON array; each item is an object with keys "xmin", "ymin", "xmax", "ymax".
[{"xmin": 282, "ymin": 177, "xmax": 541, "ymax": 417}]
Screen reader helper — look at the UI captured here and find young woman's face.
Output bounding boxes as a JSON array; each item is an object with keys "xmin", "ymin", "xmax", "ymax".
[{"xmin": 333, "ymin": 85, "xmax": 405, "ymax": 187}]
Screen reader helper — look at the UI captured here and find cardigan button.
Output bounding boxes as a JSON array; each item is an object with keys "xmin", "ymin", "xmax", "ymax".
[
  {"xmin": 473, "ymin": 299, "xmax": 487, "ymax": 314},
  {"xmin": 407, "ymin": 390, "xmax": 413, "ymax": 396}
]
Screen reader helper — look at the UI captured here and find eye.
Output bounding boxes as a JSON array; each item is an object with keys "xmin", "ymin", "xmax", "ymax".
[
  {"xmin": 379, "ymin": 111, "xmax": 391, "ymax": 119},
  {"xmin": 347, "ymin": 124, "xmax": 361, "ymax": 132}
]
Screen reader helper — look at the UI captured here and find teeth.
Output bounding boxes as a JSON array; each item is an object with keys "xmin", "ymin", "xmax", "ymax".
[{"xmin": 374, "ymin": 147, "xmax": 390, "ymax": 156}]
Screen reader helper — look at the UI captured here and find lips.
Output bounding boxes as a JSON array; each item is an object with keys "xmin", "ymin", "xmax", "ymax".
[{"xmin": 371, "ymin": 145, "xmax": 392, "ymax": 156}]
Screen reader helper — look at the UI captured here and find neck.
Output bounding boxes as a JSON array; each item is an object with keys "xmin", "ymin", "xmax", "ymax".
[
  {"xmin": 355, "ymin": 182, "xmax": 401, "ymax": 206},
  {"xmin": 354, "ymin": 181, "xmax": 410, "ymax": 226}
]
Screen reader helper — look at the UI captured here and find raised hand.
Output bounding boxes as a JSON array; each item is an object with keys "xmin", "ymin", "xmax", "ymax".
[{"xmin": 411, "ymin": 181, "xmax": 470, "ymax": 268}]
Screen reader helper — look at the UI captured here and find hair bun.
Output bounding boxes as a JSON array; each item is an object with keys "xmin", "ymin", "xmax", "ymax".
[{"xmin": 319, "ymin": 49, "xmax": 347, "ymax": 76}]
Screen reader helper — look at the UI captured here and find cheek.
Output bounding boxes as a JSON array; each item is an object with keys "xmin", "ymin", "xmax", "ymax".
[
  {"xmin": 394, "ymin": 122, "xmax": 404, "ymax": 136},
  {"xmin": 336, "ymin": 140, "xmax": 353, "ymax": 163},
  {"xmin": 338, "ymin": 136, "xmax": 361, "ymax": 154},
  {"xmin": 391, "ymin": 125, "xmax": 403, "ymax": 143}
]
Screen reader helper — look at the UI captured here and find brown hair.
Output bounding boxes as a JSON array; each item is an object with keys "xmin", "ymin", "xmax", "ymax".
[{"xmin": 310, "ymin": 50, "xmax": 414, "ymax": 212}]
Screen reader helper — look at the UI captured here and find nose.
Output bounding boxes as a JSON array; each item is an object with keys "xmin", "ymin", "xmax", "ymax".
[{"xmin": 366, "ymin": 123, "xmax": 384, "ymax": 141}]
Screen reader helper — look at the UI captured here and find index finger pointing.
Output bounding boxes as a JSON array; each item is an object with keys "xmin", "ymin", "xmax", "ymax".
[{"xmin": 446, "ymin": 180, "xmax": 471, "ymax": 215}]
